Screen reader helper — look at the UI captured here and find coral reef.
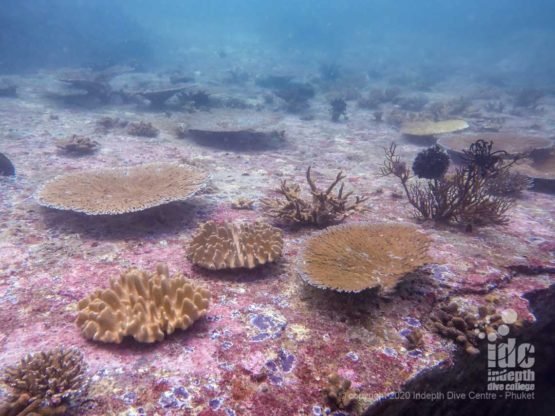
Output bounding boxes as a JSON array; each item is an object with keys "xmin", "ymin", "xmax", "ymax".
[
  {"xmin": 187, "ymin": 221, "xmax": 283, "ymax": 270},
  {"xmin": 56, "ymin": 135, "xmax": 100, "ymax": 155},
  {"xmin": 401, "ymin": 119, "xmax": 469, "ymax": 137},
  {"xmin": 76, "ymin": 264, "xmax": 210, "ymax": 343},
  {"xmin": 0, "ymin": 152, "xmax": 15, "ymax": 176},
  {"xmin": 0, "ymin": 348, "xmax": 88, "ymax": 416},
  {"xmin": 298, "ymin": 223, "xmax": 431, "ymax": 293},
  {"xmin": 513, "ymin": 149, "xmax": 555, "ymax": 192},
  {"xmin": 35, "ymin": 162, "xmax": 207, "ymax": 215},
  {"xmin": 261, "ymin": 167, "xmax": 367, "ymax": 227},
  {"xmin": 330, "ymin": 98, "xmax": 347, "ymax": 122},
  {"xmin": 323, "ymin": 373, "xmax": 357, "ymax": 411},
  {"xmin": 513, "ymin": 88, "xmax": 544, "ymax": 109},
  {"xmin": 411, "ymin": 145, "xmax": 450, "ymax": 179},
  {"xmin": 380, "ymin": 142, "xmax": 516, "ymax": 228},
  {"xmin": 127, "ymin": 121, "xmax": 159, "ymax": 138}
]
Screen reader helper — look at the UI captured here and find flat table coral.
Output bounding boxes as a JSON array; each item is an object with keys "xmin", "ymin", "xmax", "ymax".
[
  {"xmin": 76, "ymin": 264, "xmax": 210, "ymax": 343},
  {"xmin": 35, "ymin": 162, "xmax": 207, "ymax": 215},
  {"xmin": 298, "ymin": 223, "xmax": 431, "ymax": 293},
  {"xmin": 187, "ymin": 220, "xmax": 283, "ymax": 270}
]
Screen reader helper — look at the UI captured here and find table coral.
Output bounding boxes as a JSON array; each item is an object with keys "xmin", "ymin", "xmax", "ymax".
[
  {"xmin": 35, "ymin": 162, "xmax": 207, "ymax": 215},
  {"xmin": 298, "ymin": 223, "xmax": 431, "ymax": 293}
]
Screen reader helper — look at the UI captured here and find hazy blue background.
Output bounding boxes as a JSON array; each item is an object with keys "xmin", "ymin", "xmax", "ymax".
[{"xmin": 1, "ymin": 0, "xmax": 554, "ymax": 85}]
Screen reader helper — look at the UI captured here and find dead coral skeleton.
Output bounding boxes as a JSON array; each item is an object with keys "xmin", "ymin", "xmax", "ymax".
[
  {"xmin": 261, "ymin": 167, "xmax": 367, "ymax": 227},
  {"xmin": 0, "ymin": 348, "xmax": 88, "ymax": 416},
  {"xmin": 380, "ymin": 141, "xmax": 516, "ymax": 228},
  {"xmin": 127, "ymin": 121, "xmax": 159, "ymax": 138}
]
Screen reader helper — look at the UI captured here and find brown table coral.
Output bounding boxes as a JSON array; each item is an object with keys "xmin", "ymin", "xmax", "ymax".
[
  {"xmin": 76, "ymin": 264, "xmax": 210, "ymax": 343},
  {"xmin": 1, "ymin": 348, "xmax": 88, "ymax": 416},
  {"xmin": 187, "ymin": 220, "xmax": 283, "ymax": 270},
  {"xmin": 35, "ymin": 162, "xmax": 207, "ymax": 215},
  {"xmin": 261, "ymin": 167, "xmax": 367, "ymax": 227},
  {"xmin": 298, "ymin": 223, "xmax": 431, "ymax": 293}
]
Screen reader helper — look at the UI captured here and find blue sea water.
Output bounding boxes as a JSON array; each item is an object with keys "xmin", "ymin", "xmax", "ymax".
[{"xmin": 1, "ymin": 0, "xmax": 555, "ymax": 86}]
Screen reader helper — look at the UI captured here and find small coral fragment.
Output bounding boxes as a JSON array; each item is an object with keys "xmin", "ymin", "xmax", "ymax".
[
  {"xmin": 187, "ymin": 221, "xmax": 283, "ymax": 270},
  {"xmin": 261, "ymin": 167, "xmax": 367, "ymax": 227},
  {"xmin": 323, "ymin": 373, "xmax": 357, "ymax": 411},
  {"xmin": 127, "ymin": 121, "xmax": 159, "ymax": 137},
  {"xmin": 1, "ymin": 348, "xmax": 88, "ymax": 416},
  {"xmin": 76, "ymin": 264, "xmax": 210, "ymax": 343}
]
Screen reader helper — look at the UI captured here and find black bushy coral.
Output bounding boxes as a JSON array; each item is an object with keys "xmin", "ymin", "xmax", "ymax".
[
  {"xmin": 412, "ymin": 145, "xmax": 450, "ymax": 179},
  {"xmin": 380, "ymin": 140, "xmax": 517, "ymax": 228}
]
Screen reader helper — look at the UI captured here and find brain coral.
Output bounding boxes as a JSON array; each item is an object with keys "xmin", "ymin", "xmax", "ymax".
[
  {"xmin": 35, "ymin": 162, "xmax": 207, "ymax": 215},
  {"xmin": 76, "ymin": 264, "xmax": 210, "ymax": 343},
  {"xmin": 187, "ymin": 220, "xmax": 283, "ymax": 270},
  {"xmin": 298, "ymin": 223, "xmax": 431, "ymax": 293}
]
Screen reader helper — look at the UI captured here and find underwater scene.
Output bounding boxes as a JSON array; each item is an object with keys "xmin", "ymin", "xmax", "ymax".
[{"xmin": 1, "ymin": 1, "xmax": 555, "ymax": 415}]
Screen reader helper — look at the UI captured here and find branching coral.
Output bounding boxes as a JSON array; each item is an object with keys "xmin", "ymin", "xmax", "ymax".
[
  {"xmin": 56, "ymin": 135, "xmax": 100, "ymax": 155},
  {"xmin": 76, "ymin": 264, "xmax": 210, "ymax": 343},
  {"xmin": 187, "ymin": 221, "xmax": 283, "ymax": 270},
  {"xmin": 127, "ymin": 121, "xmax": 159, "ymax": 138},
  {"xmin": 380, "ymin": 141, "xmax": 516, "ymax": 228},
  {"xmin": 298, "ymin": 223, "xmax": 431, "ymax": 293},
  {"xmin": 0, "ymin": 348, "xmax": 88, "ymax": 416},
  {"xmin": 261, "ymin": 167, "xmax": 367, "ymax": 227},
  {"xmin": 35, "ymin": 162, "xmax": 207, "ymax": 215}
]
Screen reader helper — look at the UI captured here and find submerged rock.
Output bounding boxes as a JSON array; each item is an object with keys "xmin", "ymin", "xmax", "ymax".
[{"xmin": 0, "ymin": 152, "xmax": 15, "ymax": 176}]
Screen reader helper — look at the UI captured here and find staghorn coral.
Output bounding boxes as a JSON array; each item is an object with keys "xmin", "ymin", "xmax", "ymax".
[
  {"xmin": 76, "ymin": 264, "xmax": 210, "ymax": 343},
  {"xmin": 56, "ymin": 135, "xmax": 100, "ymax": 155},
  {"xmin": 261, "ymin": 167, "xmax": 367, "ymax": 227},
  {"xmin": 323, "ymin": 373, "xmax": 357, "ymax": 411},
  {"xmin": 380, "ymin": 142, "xmax": 515, "ymax": 228},
  {"xmin": 35, "ymin": 162, "xmax": 207, "ymax": 215},
  {"xmin": 127, "ymin": 121, "xmax": 159, "ymax": 138},
  {"xmin": 298, "ymin": 223, "xmax": 431, "ymax": 293},
  {"xmin": 0, "ymin": 348, "xmax": 87, "ymax": 416},
  {"xmin": 187, "ymin": 221, "xmax": 283, "ymax": 270}
]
